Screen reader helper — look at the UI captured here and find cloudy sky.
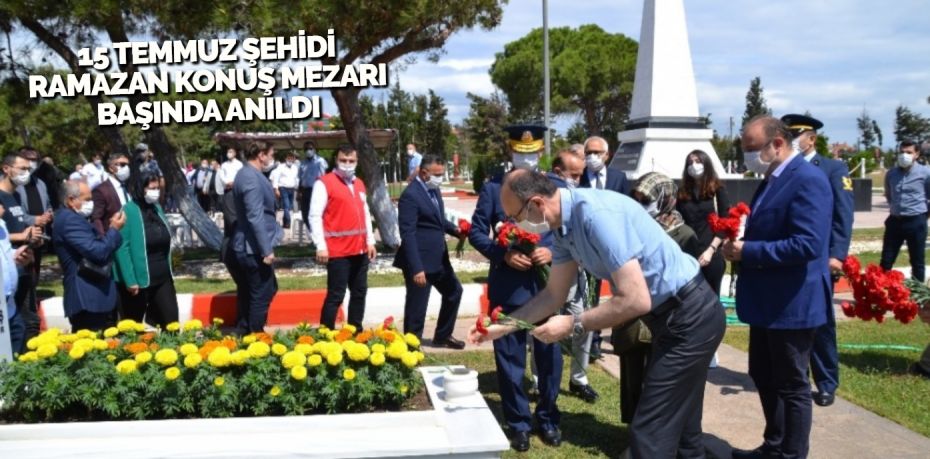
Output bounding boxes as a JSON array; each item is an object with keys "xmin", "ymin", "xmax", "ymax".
[{"xmin": 370, "ymin": 0, "xmax": 930, "ymax": 148}]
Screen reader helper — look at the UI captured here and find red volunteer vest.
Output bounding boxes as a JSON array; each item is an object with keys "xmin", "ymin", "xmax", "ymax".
[{"xmin": 321, "ymin": 172, "xmax": 368, "ymax": 258}]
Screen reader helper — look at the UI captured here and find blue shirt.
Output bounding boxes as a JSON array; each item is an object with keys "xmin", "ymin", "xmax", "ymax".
[
  {"xmin": 298, "ymin": 156, "xmax": 328, "ymax": 189},
  {"xmin": 885, "ymin": 164, "xmax": 930, "ymax": 216},
  {"xmin": 552, "ymin": 188, "xmax": 699, "ymax": 308},
  {"xmin": 408, "ymin": 152, "xmax": 422, "ymax": 176},
  {"xmin": 0, "ymin": 221, "xmax": 17, "ymax": 317}
]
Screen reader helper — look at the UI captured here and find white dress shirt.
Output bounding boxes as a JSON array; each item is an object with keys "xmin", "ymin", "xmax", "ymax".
[
  {"xmin": 308, "ymin": 176, "xmax": 375, "ymax": 251},
  {"xmin": 274, "ymin": 162, "xmax": 300, "ymax": 189},
  {"xmin": 220, "ymin": 159, "xmax": 243, "ymax": 188},
  {"xmin": 587, "ymin": 166, "xmax": 608, "ymax": 189}
]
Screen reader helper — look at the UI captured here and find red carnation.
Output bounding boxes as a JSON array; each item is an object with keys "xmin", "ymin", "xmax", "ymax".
[
  {"xmin": 490, "ymin": 306, "xmax": 503, "ymax": 323},
  {"xmin": 841, "ymin": 301, "xmax": 856, "ymax": 318},
  {"xmin": 475, "ymin": 314, "xmax": 489, "ymax": 335},
  {"xmin": 383, "ymin": 316, "xmax": 394, "ymax": 329},
  {"xmin": 458, "ymin": 219, "xmax": 471, "ymax": 235}
]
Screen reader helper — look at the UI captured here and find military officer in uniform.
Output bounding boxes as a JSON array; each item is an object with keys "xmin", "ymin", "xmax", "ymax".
[
  {"xmin": 782, "ymin": 114, "xmax": 854, "ymax": 408},
  {"xmin": 468, "ymin": 124, "xmax": 563, "ymax": 452}
]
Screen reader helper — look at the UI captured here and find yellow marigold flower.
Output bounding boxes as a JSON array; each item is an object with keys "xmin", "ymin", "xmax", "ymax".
[
  {"xmin": 242, "ymin": 334, "xmax": 257, "ymax": 345},
  {"xmin": 135, "ymin": 351, "xmax": 153, "ymax": 364},
  {"xmin": 404, "ymin": 333, "xmax": 420, "ymax": 348},
  {"xmin": 183, "ymin": 319, "xmax": 203, "ymax": 331},
  {"xmin": 414, "ymin": 351, "xmax": 425, "ymax": 363},
  {"xmin": 401, "ymin": 352, "xmax": 418, "ymax": 369},
  {"xmin": 326, "ymin": 330, "xmax": 337, "ymax": 341},
  {"xmin": 290, "ymin": 365, "xmax": 308, "ymax": 381},
  {"xmin": 155, "ymin": 349, "xmax": 179, "ymax": 366},
  {"xmin": 342, "ymin": 324, "xmax": 357, "ymax": 334},
  {"xmin": 76, "ymin": 329, "xmax": 94, "ymax": 339},
  {"xmin": 343, "ymin": 368, "xmax": 356, "ymax": 381},
  {"xmin": 294, "ymin": 343, "xmax": 313, "ymax": 355},
  {"xmin": 165, "ymin": 367, "xmax": 181, "ymax": 381},
  {"xmin": 272, "ymin": 343, "xmax": 288, "ymax": 356},
  {"xmin": 318, "ymin": 325, "xmax": 330, "ymax": 334},
  {"xmin": 386, "ymin": 341, "xmax": 408, "ymax": 359},
  {"xmin": 281, "ymin": 351, "xmax": 306, "ymax": 369},
  {"xmin": 116, "ymin": 359, "xmax": 138, "ymax": 374},
  {"xmin": 371, "ymin": 343, "xmax": 386, "ymax": 354},
  {"xmin": 214, "ymin": 376, "xmax": 225, "ymax": 387},
  {"xmin": 347, "ymin": 343, "xmax": 371, "ymax": 362},
  {"xmin": 69, "ymin": 347, "xmax": 85, "ymax": 360},
  {"xmin": 117, "ymin": 319, "xmax": 137, "ymax": 333},
  {"xmin": 165, "ymin": 322, "xmax": 180, "ymax": 332},
  {"xmin": 106, "ymin": 354, "xmax": 117, "ymax": 362},
  {"xmin": 26, "ymin": 337, "xmax": 39, "ymax": 350},
  {"xmin": 133, "ymin": 323, "xmax": 145, "ymax": 332},
  {"xmin": 179, "ymin": 343, "xmax": 199, "ymax": 356},
  {"xmin": 369, "ymin": 352, "xmax": 385, "ymax": 367},
  {"xmin": 36, "ymin": 343, "xmax": 57, "ymax": 359},
  {"xmin": 103, "ymin": 327, "xmax": 119, "ymax": 338},
  {"xmin": 208, "ymin": 347, "xmax": 231, "ymax": 367},
  {"xmin": 18, "ymin": 351, "xmax": 38, "ymax": 362},
  {"xmin": 326, "ymin": 351, "xmax": 343, "ymax": 366},
  {"xmin": 231, "ymin": 350, "xmax": 250, "ymax": 366},
  {"xmin": 184, "ymin": 353, "xmax": 202, "ymax": 368},
  {"xmin": 307, "ymin": 354, "xmax": 323, "ymax": 367},
  {"xmin": 400, "ymin": 384, "xmax": 409, "ymax": 394},
  {"xmin": 60, "ymin": 333, "xmax": 79, "ymax": 343},
  {"xmin": 212, "ymin": 317, "xmax": 224, "ymax": 326},
  {"xmin": 93, "ymin": 339, "xmax": 108, "ymax": 351},
  {"xmin": 247, "ymin": 342, "xmax": 270, "ymax": 358},
  {"xmin": 269, "ymin": 385, "xmax": 282, "ymax": 397},
  {"xmin": 73, "ymin": 338, "xmax": 94, "ymax": 353}
]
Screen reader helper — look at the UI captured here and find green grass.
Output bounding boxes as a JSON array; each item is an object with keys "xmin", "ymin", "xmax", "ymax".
[
  {"xmin": 722, "ymin": 321, "xmax": 930, "ymax": 437},
  {"xmin": 855, "ymin": 250, "xmax": 930, "ymax": 268},
  {"xmin": 851, "ymin": 228, "xmax": 885, "ymax": 241},
  {"xmin": 432, "ymin": 350, "xmax": 626, "ymax": 458}
]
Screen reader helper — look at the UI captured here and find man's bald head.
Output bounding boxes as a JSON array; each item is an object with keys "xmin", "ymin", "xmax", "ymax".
[{"xmin": 554, "ymin": 149, "xmax": 585, "ymax": 184}]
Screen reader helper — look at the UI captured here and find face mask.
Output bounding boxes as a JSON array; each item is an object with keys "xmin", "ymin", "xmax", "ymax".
[
  {"xmin": 426, "ymin": 174, "xmax": 443, "ymax": 189},
  {"xmin": 115, "ymin": 165, "xmax": 130, "ymax": 182},
  {"xmin": 585, "ymin": 154, "xmax": 605, "ymax": 172},
  {"xmin": 262, "ymin": 159, "xmax": 276, "ymax": 173},
  {"xmin": 516, "ymin": 201, "xmax": 551, "ymax": 235},
  {"xmin": 898, "ymin": 153, "xmax": 915, "ymax": 168},
  {"xmin": 744, "ymin": 150, "xmax": 771, "ymax": 175},
  {"xmin": 227, "ymin": 152, "xmax": 236, "ymax": 160},
  {"xmin": 687, "ymin": 163, "xmax": 704, "ymax": 178},
  {"xmin": 564, "ymin": 178, "xmax": 578, "ymax": 189},
  {"xmin": 305, "ymin": 149, "xmax": 316, "ymax": 158},
  {"xmin": 201, "ymin": 163, "xmax": 209, "ymax": 169},
  {"xmin": 407, "ymin": 149, "xmax": 415, "ymax": 156},
  {"xmin": 286, "ymin": 160, "xmax": 295, "ymax": 166},
  {"xmin": 144, "ymin": 189, "xmax": 161, "ymax": 204},
  {"xmin": 337, "ymin": 163, "xmax": 357, "ymax": 180},
  {"xmin": 512, "ymin": 153, "xmax": 539, "ymax": 170},
  {"xmin": 79, "ymin": 200, "xmax": 94, "ymax": 217},
  {"xmin": 94, "ymin": 160, "xmax": 102, "ymax": 167},
  {"xmin": 644, "ymin": 201, "xmax": 660, "ymax": 218},
  {"xmin": 12, "ymin": 171, "xmax": 30, "ymax": 186},
  {"xmin": 28, "ymin": 161, "xmax": 38, "ymax": 172}
]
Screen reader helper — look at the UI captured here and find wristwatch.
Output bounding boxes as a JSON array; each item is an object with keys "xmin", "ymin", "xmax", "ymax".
[{"xmin": 572, "ymin": 313, "xmax": 585, "ymax": 337}]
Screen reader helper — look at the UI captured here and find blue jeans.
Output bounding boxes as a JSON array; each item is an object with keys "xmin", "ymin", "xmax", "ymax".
[
  {"xmin": 7, "ymin": 306, "xmax": 25, "ymax": 356},
  {"xmin": 279, "ymin": 187, "xmax": 295, "ymax": 228}
]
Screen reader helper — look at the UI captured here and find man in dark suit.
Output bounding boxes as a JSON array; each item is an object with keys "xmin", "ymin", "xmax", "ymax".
[
  {"xmin": 230, "ymin": 141, "xmax": 284, "ymax": 334},
  {"xmin": 469, "ymin": 124, "xmax": 563, "ymax": 452},
  {"xmin": 724, "ymin": 116, "xmax": 833, "ymax": 459},
  {"xmin": 782, "ymin": 114, "xmax": 855, "ymax": 408},
  {"xmin": 53, "ymin": 180, "xmax": 125, "ymax": 331},
  {"xmin": 394, "ymin": 154, "xmax": 466, "ymax": 349},
  {"xmin": 90, "ymin": 153, "xmax": 131, "ymax": 236}
]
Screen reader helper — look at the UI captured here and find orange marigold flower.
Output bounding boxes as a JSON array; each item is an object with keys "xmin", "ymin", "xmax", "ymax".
[
  {"xmin": 381, "ymin": 332, "xmax": 396, "ymax": 343},
  {"xmin": 297, "ymin": 335, "xmax": 315, "ymax": 345},
  {"xmin": 123, "ymin": 342, "xmax": 149, "ymax": 355},
  {"xmin": 149, "ymin": 343, "xmax": 160, "ymax": 351},
  {"xmin": 140, "ymin": 332, "xmax": 156, "ymax": 343},
  {"xmin": 354, "ymin": 331, "xmax": 373, "ymax": 344},
  {"xmin": 255, "ymin": 332, "xmax": 274, "ymax": 345},
  {"xmin": 107, "ymin": 339, "xmax": 120, "ymax": 349},
  {"xmin": 335, "ymin": 329, "xmax": 352, "ymax": 343},
  {"xmin": 61, "ymin": 342, "xmax": 73, "ymax": 351},
  {"xmin": 221, "ymin": 337, "xmax": 238, "ymax": 351}
]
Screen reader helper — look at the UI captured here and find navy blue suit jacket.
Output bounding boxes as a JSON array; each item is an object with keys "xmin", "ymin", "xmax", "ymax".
[
  {"xmin": 231, "ymin": 164, "xmax": 283, "ymax": 257},
  {"xmin": 810, "ymin": 154, "xmax": 854, "ymax": 261},
  {"xmin": 580, "ymin": 167, "xmax": 630, "ymax": 195},
  {"xmin": 736, "ymin": 154, "xmax": 833, "ymax": 329},
  {"xmin": 393, "ymin": 180, "xmax": 460, "ymax": 275},
  {"xmin": 469, "ymin": 174, "xmax": 553, "ymax": 307},
  {"xmin": 52, "ymin": 208, "xmax": 122, "ymax": 317}
]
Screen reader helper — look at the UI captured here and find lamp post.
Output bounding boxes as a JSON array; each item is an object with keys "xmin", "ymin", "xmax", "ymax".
[{"xmin": 542, "ymin": 0, "xmax": 551, "ymax": 157}]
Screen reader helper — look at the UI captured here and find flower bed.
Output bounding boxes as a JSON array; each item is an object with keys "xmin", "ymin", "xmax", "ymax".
[{"xmin": 0, "ymin": 317, "xmax": 425, "ymax": 422}]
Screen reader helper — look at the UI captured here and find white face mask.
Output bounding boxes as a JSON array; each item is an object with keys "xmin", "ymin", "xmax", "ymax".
[
  {"xmin": 687, "ymin": 163, "xmax": 704, "ymax": 178},
  {"xmin": 11, "ymin": 171, "xmax": 30, "ymax": 186},
  {"xmin": 585, "ymin": 154, "xmax": 605, "ymax": 172},
  {"xmin": 512, "ymin": 153, "xmax": 539, "ymax": 170},
  {"xmin": 516, "ymin": 200, "xmax": 551, "ymax": 235},
  {"xmin": 201, "ymin": 163, "xmax": 209, "ymax": 169},
  {"xmin": 79, "ymin": 200, "xmax": 94, "ymax": 217},
  {"xmin": 337, "ymin": 163, "xmax": 357, "ymax": 180},
  {"xmin": 305, "ymin": 149, "xmax": 316, "ymax": 158},
  {"xmin": 643, "ymin": 201, "xmax": 660, "ymax": 218},
  {"xmin": 744, "ymin": 150, "xmax": 771, "ymax": 175},
  {"xmin": 144, "ymin": 189, "xmax": 160, "ymax": 204},
  {"xmin": 28, "ymin": 161, "xmax": 38, "ymax": 172},
  {"xmin": 93, "ymin": 159, "xmax": 102, "ymax": 166},
  {"xmin": 115, "ymin": 165, "xmax": 130, "ymax": 182},
  {"xmin": 564, "ymin": 178, "xmax": 578, "ymax": 189},
  {"xmin": 407, "ymin": 149, "xmax": 415, "ymax": 156},
  {"xmin": 227, "ymin": 152, "xmax": 237, "ymax": 160},
  {"xmin": 898, "ymin": 153, "xmax": 915, "ymax": 168}
]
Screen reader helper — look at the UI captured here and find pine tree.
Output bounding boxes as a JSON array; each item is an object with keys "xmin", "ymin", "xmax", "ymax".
[
  {"xmin": 741, "ymin": 77, "xmax": 771, "ymax": 126},
  {"xmin": 424, "ymin": 90, "xmax": 451, "ymax": 158},
  {"xmin": 857, "ymin": 109, "xmax": 876, "ymax": 149},
  {"xmin": 894, "ymin": 105, "xmax": 930, "ymax": 144}
]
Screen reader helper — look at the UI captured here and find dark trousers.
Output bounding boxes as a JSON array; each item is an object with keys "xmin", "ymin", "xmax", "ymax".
[
  {"xmin": 810, "ymin": 283, "xmax": 839, "ymax": 395},
  {"xmin": 120, "ymin": 281, "xmax": 180, "ymax": 329},
  {"xmin": 401, "ymin": 266, "xmax": 463, "ymax": 341},
  {"xmin": 701, "ymin": 251, "xmax": 726, "ymax": 296},
  {"xmin": 619, "ymin": 344, "xmax": 651, "ymax": 424},
  {"xmin": 197, "ymin": 192, "xmax": 211, "ymax": 212},
  {"xmin": 231, "ymin": 251, "xmax": 278, "ymax": 334},
  {"xmin": 880, "ymin": 214, "xmax": 927, "ymax": 281},
  {"xmin": 630, "ymin": 278, "xmax": 725, "ymax": 459},
  {"xmin": 279, "ymin": 187, "xmax": 295, "ymax": 228},
  {"xmin": 492, "ymin": 315, "xmax": 562, "ymax": 433},
  {"xmin": 15, "ymin": 272, "xmax": 38, "ymax": 354},
  {"xmin": 298, "ymin": 187, "xmax": 313, "ymax": 233},
  {"xmin": 320, "ymin": 254, "xmax": 369, "ymax": 329},
  {"xmin": 69, "ymin": 309, "xmax": 116, "ymax": 332},
  {"xmin": 7, "ymin": 307, "xmax": 25, "ymax": 357},
  {"xmin": 748, "ymin": 326, "xmax": 816, "ymax": 459}
]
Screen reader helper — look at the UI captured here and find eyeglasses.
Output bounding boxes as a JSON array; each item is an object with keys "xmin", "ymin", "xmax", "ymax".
[
  {"xmin": 585, "ymin": 150, "xmax": 606, "ymax": 155},
  {"xmin": 508, "ymin": 195, "xmax": 538, "ymax": 221}
]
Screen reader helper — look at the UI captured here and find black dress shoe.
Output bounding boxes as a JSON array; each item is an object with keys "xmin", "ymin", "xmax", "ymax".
[
  {"xmin": 813, "ymin": 391, "xmax": 835, "ymax": 407},
  {"xmin": 569, "ymin": 382, "xmax": 600, "ymax": 403},
  {"xmin": 538, "ymin": 427, "xmax": 561, "ymax": 447},
  {"xmin": 588, "ymin": 343, "xmax": 603, "ymax": 363},
  {"xmin": 909, "ymin": 363, "xmax": 930, "ymax": 379},
  {"xmin": 432, "ymin": 336, "xmax": 465, "ymax": 350},
  {"xmin": 731, "ymin": 445, "xmax": 780, "ymax": 459},
  {"xmin": 510, "ymin": 431, "xmax": 530, "ymax": 452}
]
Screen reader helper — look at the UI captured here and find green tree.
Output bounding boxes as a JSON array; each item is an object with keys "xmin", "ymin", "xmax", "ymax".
[
  {"xmin": 423, "ymin": 90, "xmax": 450, "ymax": 158},
  {"xmin": 463, "ymin": 91, "xmax": 510, "ymax": 162},
  {"xmin": 741, "ymin": 76, "xmax": 771, "ymax": 126},
  {"xmin": 857, "ymin": 109, "xmax": 877, "ymax": 149},
  {"xmin": 815, "ymin": 132, "xmax": 830, "ymax": 157},
  {"xmin": 490, "ymin": 24, "xmax": 637, "ymax": 141},
  {"xmin": 893, "ymin": 104, "xmax": 930, "ymax": 144}
]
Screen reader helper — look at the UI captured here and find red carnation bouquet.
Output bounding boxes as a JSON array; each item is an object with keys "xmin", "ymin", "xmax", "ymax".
[
  {"xmin": 840, "ymin": 255, "xmax": 926, "ymax": 324},
  {"xmin": 455, "ymin": 219, "xmax": 471, "ymax": 258},
  {"xmin": 475, "ymin": 306, "xmax": 536, "ymax": 336},
  {"xmin": 496, "ymin": 221, "xmax": 549, "ymax": 285},
  {"xmin": 707, "ymin": 202, "xmax": 751, "ymax": 297}
]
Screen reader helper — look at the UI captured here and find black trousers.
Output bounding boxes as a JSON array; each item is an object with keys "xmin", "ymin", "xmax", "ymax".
[
  {"xmin": 298, "ymin": 186, "xmax": 313, "ymax": 233},
  {"xmin": 701, "ymin": 251, "xmax": 726, "ymax": 296},
  {"xmin": 15, "ymin": 272, "xmax": 38, "ymax": 354},
  {"xmin": 401, "ymin": 265, "xmax": 463, "ymax": 341},
  {"xmin": 230, "ymin": 251, "xmax": 278, "ymax": 333},
  {"xmin": 619, "ymin": 343, "xmax": 651, "ymax": 424},
  {"xmin": 630, "ymin": 277, "xmax": 726, "ymax": 459},
  {"xmin": 69, "ymin": 309, "xmax": 116, "ymax": 332},
  {"xmin": 749, "ymin": 326, "xmax": 816, "ymax": 459},
  {"xmin": 119, "ymin": 280, "xmax": 180, "ymax": 329},
  {"xmin": 320, "ymin": 254, "xmax": 369, "ymax": 329},
  {"xmin": 196, "ymin": 192, "xmax": 211, "ymax": 212},
  {"xmin": 880, "ymin": 214, "xmax": 927, "ymax": 281}
]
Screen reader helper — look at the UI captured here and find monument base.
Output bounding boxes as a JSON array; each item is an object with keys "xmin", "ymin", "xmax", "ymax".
[{"xmin": 611, "ymin": 127, "xmax": 731, "ymax": 180}]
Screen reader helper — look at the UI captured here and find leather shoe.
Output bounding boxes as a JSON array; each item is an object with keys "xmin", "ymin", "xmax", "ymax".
[
  {"xmin": 731, "ymin": 446, "xmax": 780, "ymax": 459},
  {"xmin": 432, "ymin": 336, "xmax": 465, "ymax": 350},
  {"xmin": 538, "ymin": 427, "xmax": 561, "ymax": 447},
  {"xmin": 813, "ymin": 391, "xmax": 835, "ymax": 407},
  {"xmin": 510, "ymin": 431, "xmax": 530, "ymax": 452},
  {"xmin": 588, "ymin": 342, "xmax": 603, "ymax": 363},
  {"xmin": 569, "ymin": 382, "xmax": 599, "ymax": 403},
  {"xmin": 910, "ymin": 363, "xmax": 930, "ymax": 380}
]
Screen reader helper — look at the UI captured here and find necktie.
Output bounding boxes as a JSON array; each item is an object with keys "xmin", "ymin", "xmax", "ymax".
[
  {"xmin": 429, "ymin": 189, "xmax": 441, "ymax": 212},
  {"xmin": 596, "ymin": 174, "xmax": 604, "ymax": 190}
]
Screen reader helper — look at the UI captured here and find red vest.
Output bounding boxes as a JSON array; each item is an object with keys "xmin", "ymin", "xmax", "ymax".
[{"xmin": 321, "ymin": 172, "xmax": 369, "ymax": 258}]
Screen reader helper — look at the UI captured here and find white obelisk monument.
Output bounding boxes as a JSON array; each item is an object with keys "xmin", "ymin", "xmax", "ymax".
[{"xmin": 611, "ymin": 0, "xmax": 727, "ymax": 178}]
